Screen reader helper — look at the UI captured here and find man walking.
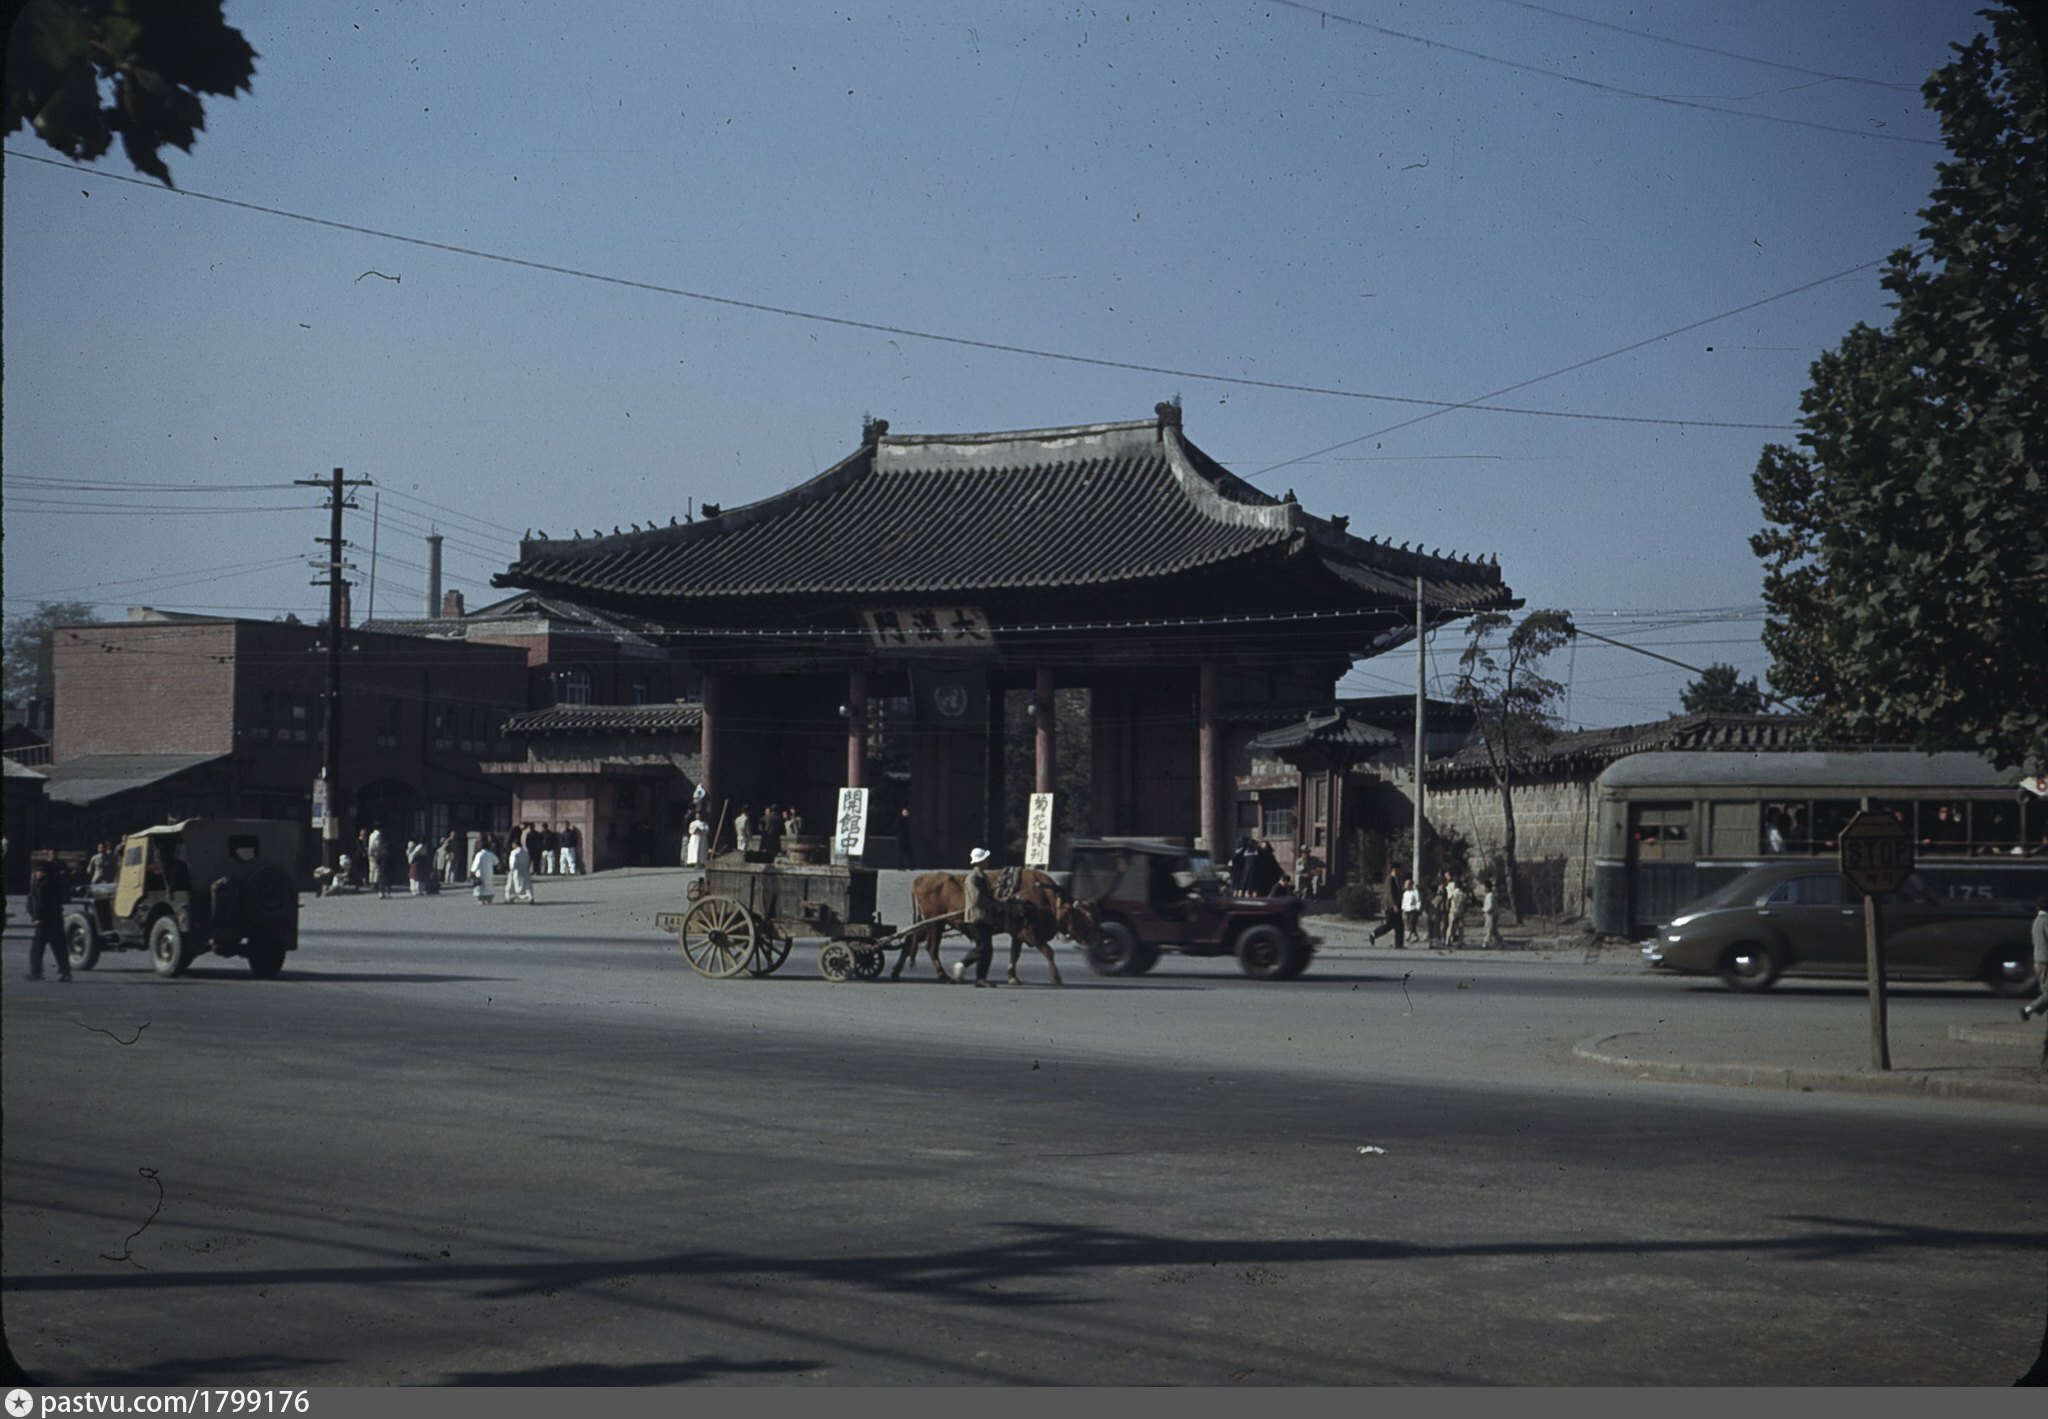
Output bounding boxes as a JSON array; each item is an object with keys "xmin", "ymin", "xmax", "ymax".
[
  {"xmin": 1369, "ymin": 865, "xmax": 1405, "ymax": 948},
  {"xmin": 560, "ymin": 822, "xmax": 581, "ymax": 876},
  {"xmin": 26, "ymin": 857, "xmax": 72, "ymax": 982},
  {"xmin": 949, "ymin": 847, "xmax": 999, "ymax": 987},
  {"xmin": 1480, "ymin": 878, "xmax": 1505, "ymax": 947},
  {"xmin": 1400, "ymin": 878, "xmax": 1422, "ymax": 947},
  {"xmin": 506, "ymin": 837, "xmax": 536, "ymax": 905},
  {"xmin": 2021, "ymin": 896, "xmax": 2048, "ymax": 1022},
  {"xmin": 1444, "ymin": 875, "xmax": 1469, "ymax": 947},
  {"xmin": 368, "ymin": 824, "xmax": 390, "ymax": 899}
]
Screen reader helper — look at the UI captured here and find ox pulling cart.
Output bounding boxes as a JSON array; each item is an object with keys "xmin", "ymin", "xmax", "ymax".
[{"xmin": 656, "ymin": 852, "xmax": 943, "ymax": 982}]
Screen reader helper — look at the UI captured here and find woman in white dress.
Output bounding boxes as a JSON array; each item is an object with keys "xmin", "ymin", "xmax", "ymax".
[
  {"xmin": 685, "ymin": 814, "xmax": 708, "ymax": 868},
  {"xmin": 470, "ymin": 839, "xmax": 499, "ymax": 904},
  {"xmin": 506, "ymin": 841, "xmax": 535, "ymax": 904}
]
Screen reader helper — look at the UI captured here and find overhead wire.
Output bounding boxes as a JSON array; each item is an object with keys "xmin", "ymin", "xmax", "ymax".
[
  {"xmin": 1244, "ymin": 254, "xmax": 1888, "ymax": 480},
  {"xmin": 4, "ymin": 148, "xmax": 1797, "ymax": 433},
  {"xmin": 1487, "ymin": 0, "xmax": 1923, "ymax": 92},
  {"xmin": 1264, "ymin": 0, "xmax": 1938, "ymax": 145}
]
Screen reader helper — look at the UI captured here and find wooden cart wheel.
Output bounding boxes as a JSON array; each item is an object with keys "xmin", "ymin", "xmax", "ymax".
[
  {"xmin": 679, "ymin": 896, "xmax": 757, "ymax": 979},
  {"xmin": 818, "ymin": 941, "xmax": 856, "ymax": 982},
  {"xmin": 851, "ymin": 948, "xmax": 885, "ymax": 980},
  {"xmin": 747, "ymin": 932, "xmax": 794, "ymax": 977}
]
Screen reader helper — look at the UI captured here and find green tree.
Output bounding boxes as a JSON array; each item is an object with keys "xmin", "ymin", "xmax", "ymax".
[
  {"xmin": 1451, "ymin": 608, "xmax": 1575, "ymax": 920},
  {"xmin": 1679, "ymin": 663, "xmax": 1767, "ymax": 716},
  {"xmin": 1751, "ymin": 6, "xmax": 2046, "ymax": 770},
  {"xmin": 3, "ymin": 600, "xmax": 100, "ymax": 708},
  {"xmin": 6, "ymin": 0, "xmax": 257, "ymax": 187}
]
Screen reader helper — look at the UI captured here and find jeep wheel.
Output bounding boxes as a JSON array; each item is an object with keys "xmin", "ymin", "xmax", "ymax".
[
  {"xmin": 1086, "ymin": 921, "xmax": 1141, "ymax": 977},
  {"xmin": 1128, "ymin": 941, "xmax": 1161, "ymax": 975},
  {"xmin": 64, "ymin": 913, "xmax": 101, "ymax": 972},
  {"xmin": 1236, "ymin": 925, "xmax": 1302, "ymax": 980},
  {"xmin": 246, "ymin": 941, "xmax": 287, "ymax": 979},
  {"xmin": 149, "ymin": 917, "xmax": 193, "ymax": 978}
]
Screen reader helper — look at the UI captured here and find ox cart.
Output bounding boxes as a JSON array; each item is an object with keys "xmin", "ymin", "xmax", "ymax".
[{"xmin": 656, "ymin": 852, "xmax": 930, "ymax": 982}]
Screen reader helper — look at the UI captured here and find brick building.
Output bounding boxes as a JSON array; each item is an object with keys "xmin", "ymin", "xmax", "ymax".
[{"xmin": 43, "ymin": 609, "xmax": 529, "ymax": 869}]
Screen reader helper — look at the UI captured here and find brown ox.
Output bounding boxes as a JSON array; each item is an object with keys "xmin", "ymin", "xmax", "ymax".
[{"xmin": 894, "ymin": 869, "xmax": 1097, "ymax": 985}]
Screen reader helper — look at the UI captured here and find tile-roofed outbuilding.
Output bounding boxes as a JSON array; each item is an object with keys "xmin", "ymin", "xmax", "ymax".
[
  {"xmin": 502, "ymin": 703, "xmax": 704, "ymax": 737},
  {"xmin": 494, "ymin": 408, "xmax": 1511, "ymax": 625}
]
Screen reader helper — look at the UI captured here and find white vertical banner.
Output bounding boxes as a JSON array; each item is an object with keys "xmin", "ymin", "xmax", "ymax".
[
  {"xmin": 1025, "ymin": 792, "xmax": 1055, "ymax": 869},
  {"xmin": 834, "ymin": 786, "xmax": 870, "ymax": 862}
]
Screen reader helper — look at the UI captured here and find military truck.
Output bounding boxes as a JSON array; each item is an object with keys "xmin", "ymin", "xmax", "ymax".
[
  {"xmin": 65, "ymin": 819, "xmax": 302, "ymax": 978},
  {"xmin": 1066, "ymin": 837, "xmax": 1317, "ymax": 980}
]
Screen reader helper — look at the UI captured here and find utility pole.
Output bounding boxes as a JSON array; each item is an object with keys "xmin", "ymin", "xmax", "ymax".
[
  {"xmin": 296, "ymin": 467, "xmax": 371, "ymax": 878},
  {"xmin": 1412, "ymin": 575, "xmax": 1426, "ymax": 895}
]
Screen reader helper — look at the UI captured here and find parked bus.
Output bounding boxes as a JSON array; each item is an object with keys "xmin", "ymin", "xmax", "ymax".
[{"xmin": 1592, "ymin": 750, "xmax": 2048, "ymax": 938}]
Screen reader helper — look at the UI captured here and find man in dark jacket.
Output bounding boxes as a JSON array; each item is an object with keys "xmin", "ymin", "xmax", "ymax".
[{"xmin": 27, "ymin": 857, "xmax": 73, "ymax": 982}]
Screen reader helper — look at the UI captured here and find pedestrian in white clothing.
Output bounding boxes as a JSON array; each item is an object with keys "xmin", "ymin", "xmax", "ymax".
[
  {"xmin": 685, "ymin": 814, "xmax": 708, "ymax": 867},
  {"xmin": 506, "ymin": 842, "xmax": 535, "ymax": 904},
  {"xmin": 470, "ymin": 843, "xmax": 499, "ymax": 904}
]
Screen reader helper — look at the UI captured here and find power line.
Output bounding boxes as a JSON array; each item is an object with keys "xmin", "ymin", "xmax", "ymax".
[
  {"xmin": 1265, "ymin": 0, "xmax": 1938, "ymax": 145},
  {"xmin": 4, "ymin": 148, "xmax": 1797, "ymax": 434},
  {"xmin": 1489, "ymin": 1, "xmax": 1923, "ymax": 92},
  {"xmin": 7, "ymin": 477, "xmax": 302, "ymax": 493},
  {"xmin": 1247, "ymin": 255, "xmax": 1886, "ymax": 480}
]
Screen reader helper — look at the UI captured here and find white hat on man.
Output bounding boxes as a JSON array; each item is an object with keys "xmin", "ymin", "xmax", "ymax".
[{"xmin": 969, "ymin": 847, "xmax": 990, "ymax": 864}]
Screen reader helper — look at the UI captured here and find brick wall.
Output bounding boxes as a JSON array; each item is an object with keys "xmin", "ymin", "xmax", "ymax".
[{"xmin": 53, "ymin": 621, "xmax": 237, "ymax": 757}]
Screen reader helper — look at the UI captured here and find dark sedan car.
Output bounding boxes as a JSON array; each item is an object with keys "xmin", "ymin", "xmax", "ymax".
[{"xmin": 1640, "ymin": 862, "xmax": 2038, "ymax": 994}]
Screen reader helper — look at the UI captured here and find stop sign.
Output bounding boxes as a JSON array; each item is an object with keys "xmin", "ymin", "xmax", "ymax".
[{"xmin": 1839, "ymin": 811, "xmax": 1915, "ymax": 895}]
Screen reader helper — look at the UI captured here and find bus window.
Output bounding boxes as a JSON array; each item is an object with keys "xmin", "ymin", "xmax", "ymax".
[
  {"xmin": 1920, "ymin": 801, "xmax": 1968, "ymax": 855},
  {"xmin": 1708, "ymin": 801, "xmax": 1757, "ymax": 857},
  {"xmin": 2028, "ymin": 798, "xmax": 2048, "ymax": 857},
  {"xmin": 1631, "ymin": 803, "xmax": 1693, "ymax": 861},
  {"xmin": 1871, "ymin": 800, "xmax": 1915, "ymax": 840},
  {"xmin": 1809, "ymin": 800, "xmax": 1858, "ymax": 852},
  {"xmin": 1972, "ymin": 800, "xmax": 2021, "ymax": 856},
  {"xmin": 1760, "ymin": 801, "xmax": 1800, "ymax": 853},
  {"xmin": 1765, "ymin": 874, "xmax": 1845, "ymax": 906}
]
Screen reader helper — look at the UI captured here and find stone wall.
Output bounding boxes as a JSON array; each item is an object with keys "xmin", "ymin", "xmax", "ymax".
[{"xmin": 1425, "ymin": 775, "xmax": 1598, "ymax": 919}]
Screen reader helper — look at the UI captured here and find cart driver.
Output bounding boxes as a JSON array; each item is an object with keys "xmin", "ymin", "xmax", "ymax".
[{"xmin": 954, "ymin": 847, "xmax": 1000, "ymax": 987}]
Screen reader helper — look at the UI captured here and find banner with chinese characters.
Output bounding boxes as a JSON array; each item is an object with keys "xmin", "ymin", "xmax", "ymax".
[
  {"xmin": 861, "ymin": 605, "xmax": 992, "ymax": 651},
  {"xmin": 834, "ymin": 786, "xmax": 870, "ymax": 861},
  {"xmin": 1025, "ymin": 793, "xmax": 1055, "ymax": 868}
]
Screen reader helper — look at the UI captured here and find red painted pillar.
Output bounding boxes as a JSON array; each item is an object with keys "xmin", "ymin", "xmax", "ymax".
[
  {"xmin": 700, "ymin": 668, "xmax": 724, "ymax": 843},
  {"xmin": 846, "ymin": 669, "xmax": 869, "ymax": 789},
  {"xmin": 1198, "ymin": 660, "xmax": 1224, "ymax": 859},
  {"xmin": 1034, "ymin": 665, "xmax": 1055, "ymax": 795}
]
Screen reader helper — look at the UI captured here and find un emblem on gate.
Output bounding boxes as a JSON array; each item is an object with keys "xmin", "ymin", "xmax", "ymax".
[{"xmin": 935, "ymin": 687, "xmax": 967, "ymax": 718}]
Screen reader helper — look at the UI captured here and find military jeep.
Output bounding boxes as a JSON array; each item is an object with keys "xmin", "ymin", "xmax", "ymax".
[
  {"xmin": 1066, "ymin": 837, "xmax": 1317, "ymax": 980},
  {"xmin": 65, "ymin": 819, "xmax": 302, "ymax": 979}
]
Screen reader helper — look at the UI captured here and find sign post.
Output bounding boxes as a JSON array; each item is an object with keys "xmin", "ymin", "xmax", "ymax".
[
  {"xmin": 1025, "ymin": 793, "xmax": 1055, "ymax": 869},
  {"xmin": 1839, "ymin": 808, "xmax": 1914, "ymax": 1071},
  {"xmin": 833, "ymin": 786, "xmax": 870, "ymax": 864}
]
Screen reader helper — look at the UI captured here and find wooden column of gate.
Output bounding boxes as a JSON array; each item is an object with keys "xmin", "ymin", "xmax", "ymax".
[
  {"xmin": 1199, "ymin": 659, "xmax": 1224, "ymax": 859},
  {"xmin": 699, "ymin": 668, "xmax": 724, "ymax": 844},
  {"xmin": 846, "ymin": 669, "xmax": 868, "ymax": 790},
  {"xmin": 1034, "ymin": 665, "xmax": 1056, "ymax": 795}
]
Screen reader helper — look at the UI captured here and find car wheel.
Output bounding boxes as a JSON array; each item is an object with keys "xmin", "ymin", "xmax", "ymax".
[
  {"xmin": 1718, "ymin": 941, "xmax": 1780, "ymax": 992},
  {"xmin": 1086, "ymin": 921, "xmax": 1140, "ymax": 977},
  {"xmin": 246, "ymin": 940, "xmax": 287, "ymax": 979},
  {"xmin": 1236, "ymin": 925, "xmax": 1303, "ymax": 980},
  {"xmin": 149, "ymin": 916, "xmax": 193, "ymax": 978},
  {"xmin": 1128, "ymin": 942, "xmax": 1162, "ymax": 976},
  {"xmin": 64, "ymin": 912, "xmax": 102, "ymax": 972},
  {"xmin": 1982, "ymin": 949, "xmax": 2037, "ymax": 998}
]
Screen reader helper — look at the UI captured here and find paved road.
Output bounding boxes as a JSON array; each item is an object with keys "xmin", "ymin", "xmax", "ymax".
[{"xmin": 4, "ymin": 870, "xmax": 2043, "ymax": 1385}]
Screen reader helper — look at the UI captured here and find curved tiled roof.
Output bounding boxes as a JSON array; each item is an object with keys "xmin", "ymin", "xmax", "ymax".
[
  {"xmin": 495, "ymin": 414, "xmax": 1509, "ymax": 613},
  {"xmin": 504, "ymin": 703, "xmax": 704, "ymax": 737}
]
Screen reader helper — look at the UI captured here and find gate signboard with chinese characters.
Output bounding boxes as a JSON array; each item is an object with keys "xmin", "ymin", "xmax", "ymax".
[
  {"xmin": 1025, "ymin": 793, "xmax": 1055, "ymax": 868},
  {"xmin": 862, "ymin": 605, "xmax": 991, "ymax": 652},
  {"xmin": 834, "ymin": 786, "xmax": 870, "ymax": 863}
]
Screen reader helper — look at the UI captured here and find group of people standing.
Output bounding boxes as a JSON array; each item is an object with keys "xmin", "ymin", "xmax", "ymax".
[
  {"xmin": 1370, "ymin": 865, "xmax": 1504, "ymax": 949},
  {"xmin": 332, "ymin": 821, "xmax": 581, "ymax": 902},
  {"xmin": 1228, "ymin": 838, "xmax": 1289, "ymax": 897},
  {"xmin": 714, "ymin": 804, "xmax": 803, "ymax": 862}
]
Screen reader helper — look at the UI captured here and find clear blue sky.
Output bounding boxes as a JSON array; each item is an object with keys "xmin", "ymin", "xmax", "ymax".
[{"xmin": 1, "ymin": 1, "xmax": 1992, "ymax": 725}]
